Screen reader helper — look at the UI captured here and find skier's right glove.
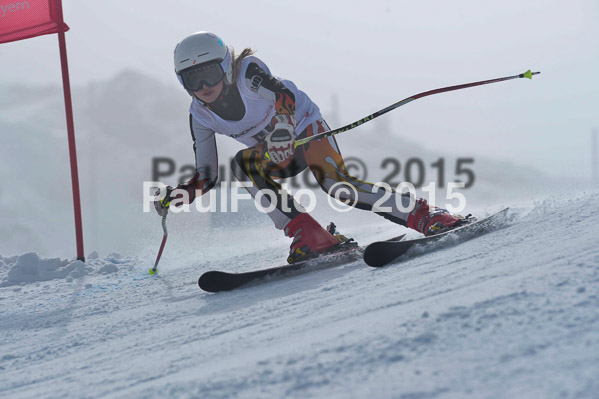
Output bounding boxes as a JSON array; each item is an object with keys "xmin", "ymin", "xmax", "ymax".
[
  {"xmin": 154, "ymin": 175, "xmax": 216, "ymax": 216},
  {"xmin": 154, "ymin": 186, "xmax": 174, "ymax": 217},
  {"xmin": 266, "ymin": 114, "xmax": 296, "ymax": 164}
]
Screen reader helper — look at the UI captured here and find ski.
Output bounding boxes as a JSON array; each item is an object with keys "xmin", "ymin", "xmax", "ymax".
[
  {"xmin": 198, "ymin": 234, "xmax": 406, "ymax": 293},
  {"xmin": 363, "ymin": 208, "xmax": 510, "ymax": 268}
]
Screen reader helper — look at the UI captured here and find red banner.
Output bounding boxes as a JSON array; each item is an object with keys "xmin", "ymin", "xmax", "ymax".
[
  {"xmin": 1, "ymin": 0, "xmax": 84, "ymax": 260},
  {"xmin": 0, "ymin": 0, "xmax": 69, "ymax": 44}
]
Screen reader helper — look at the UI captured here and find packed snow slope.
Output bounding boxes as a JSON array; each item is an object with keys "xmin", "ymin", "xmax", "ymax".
[{"xmin": 1, "ymin": 191, "xmax": 599, "ymax": 399}]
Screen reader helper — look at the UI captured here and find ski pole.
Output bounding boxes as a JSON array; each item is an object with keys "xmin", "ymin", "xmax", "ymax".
[
  {"xmin": 149, "ymin": 214, "xmax": 168, "ymax": 275},
  {"xmin": 295, "ymin": 69, "xmax": 540, "ymax": 148}
]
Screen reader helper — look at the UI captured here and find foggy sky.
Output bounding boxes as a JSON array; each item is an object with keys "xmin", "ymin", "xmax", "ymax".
[{"xmin": 1, "ymin": 0, "xmax": 598, "ymax": 177}]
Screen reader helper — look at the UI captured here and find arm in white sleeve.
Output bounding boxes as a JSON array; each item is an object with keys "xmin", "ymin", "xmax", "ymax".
[
  {"xmin": 190, "ymin": 115, "xmax": 218, "ymax": 185},
  {"xmin": 172, "ymin": 115, "xmax": 218, "ymax": 204}
]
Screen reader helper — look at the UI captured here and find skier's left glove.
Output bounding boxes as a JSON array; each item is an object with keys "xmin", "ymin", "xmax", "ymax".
[
  {"xmin": 153, "ymin": 186, "xmax": 174, "ymax": 217},
  {"xmin": 266, "ymin": 114, "xmax": 296, "ymax": 164}
]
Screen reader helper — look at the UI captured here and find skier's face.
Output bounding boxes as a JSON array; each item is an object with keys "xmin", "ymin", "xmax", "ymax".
[{"xmin": 194, "ymin": 80, "xmax": 225, "ymax": 104}]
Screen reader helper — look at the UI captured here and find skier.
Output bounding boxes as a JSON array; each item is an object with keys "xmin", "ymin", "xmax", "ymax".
[{"xmin": 154, "ymin": 32, "xmax": 466, "ymax": 263}]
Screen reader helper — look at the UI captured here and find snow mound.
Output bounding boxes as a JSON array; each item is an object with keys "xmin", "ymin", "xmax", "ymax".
[{"xmin": 0, "ymin": 252, "xmax": 128, "ymax": 287}]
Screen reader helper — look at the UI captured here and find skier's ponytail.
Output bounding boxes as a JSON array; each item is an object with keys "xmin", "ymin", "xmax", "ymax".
[{"xmin": 230, "ymin": 48, "xmax": 255, "ymax": 84}]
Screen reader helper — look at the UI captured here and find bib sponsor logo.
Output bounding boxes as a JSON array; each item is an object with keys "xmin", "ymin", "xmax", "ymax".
[{"xmin": 230, "ymin": 104, "xmax": 274, "ymax": 139}]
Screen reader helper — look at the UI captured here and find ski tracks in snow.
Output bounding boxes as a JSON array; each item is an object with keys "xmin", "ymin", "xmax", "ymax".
[{"xmin": 1, "ymin": 192, "xmax": 599, "ymax": 398}]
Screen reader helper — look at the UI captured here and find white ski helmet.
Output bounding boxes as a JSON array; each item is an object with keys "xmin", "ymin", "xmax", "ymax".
[{"xmin": 174, "ymin": 32, "xmax": 233, "ymax": 90}]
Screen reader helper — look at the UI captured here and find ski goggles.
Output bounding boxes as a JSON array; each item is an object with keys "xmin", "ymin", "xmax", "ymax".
[{"xmin": 178, "ymin": 61, "xmax": 225, "ymax": 92}]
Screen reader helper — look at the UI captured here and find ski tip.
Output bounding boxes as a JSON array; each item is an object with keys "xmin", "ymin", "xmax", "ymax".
[
  {"xmin": 521, "ymin": 70, "xmax": 540, "ymax": 79},
  {"xmin": 363, "ymin": 244, "xmax": 391, "ymax": 268},
  {"xmin": 198, "ymin": 271, "xmax": 229, "ymax": 292}
]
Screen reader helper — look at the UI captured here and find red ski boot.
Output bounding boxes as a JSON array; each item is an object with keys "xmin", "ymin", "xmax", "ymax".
[
  {"xmin": 284, "ymin": 213, "xmax": 340, "ymax": 263},
  {"xmin": 407, "ymin": 199, "xmax": 467, "ymax": 236}
]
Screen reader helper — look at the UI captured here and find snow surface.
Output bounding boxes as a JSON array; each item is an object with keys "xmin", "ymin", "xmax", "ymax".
[{"xmin": 1, "ymin": 191, "xmax": 598, "ymax": 398}]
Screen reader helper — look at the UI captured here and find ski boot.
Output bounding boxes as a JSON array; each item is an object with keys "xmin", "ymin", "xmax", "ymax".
[
  {"xmin": 284, "ymin": 213, "xmax": 355, "ymax": 264},
  {"xmin": 407, "ymin": 199, "xmax": 472, "ymax": 236}
]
